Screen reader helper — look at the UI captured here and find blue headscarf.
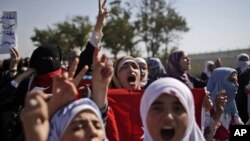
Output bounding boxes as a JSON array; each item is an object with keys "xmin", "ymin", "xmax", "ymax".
[
  {"xmin": 48, "ymin": 98, "xmax": 108, "ymax": 141},
  {"xmin": 206, "ymin": 67, "xmax": 238, "ymax": 115},
  {"xmin": 146, "ymin": 57, "xmax": 166, "ymax": 81}
]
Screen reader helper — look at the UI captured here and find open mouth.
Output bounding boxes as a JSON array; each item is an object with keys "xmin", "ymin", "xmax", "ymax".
[
  {"xmin": 127, "ymin": 75, "xmax": 136, "ymax": 85},
  {"xmin": 160, "ymin": 126, "xmax": 175, "ymax": 140}
]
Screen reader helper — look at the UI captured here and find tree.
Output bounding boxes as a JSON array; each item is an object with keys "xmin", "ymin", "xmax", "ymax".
[
  {"xmin": 134, "ymin": 0, "xmax": 189, "ymax": 57},
  {"xmin": 31, "ymin": 16, "xmax": 92, "ymax": 60},
  {"xmin": 102, "ymin": 0, "xmax": 140, "ymax": 59}
]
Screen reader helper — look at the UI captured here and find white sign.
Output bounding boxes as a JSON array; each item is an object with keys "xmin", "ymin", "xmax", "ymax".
[{"xmin": 0, "ymin": 11, "xmax": 17, "ymax": 54}]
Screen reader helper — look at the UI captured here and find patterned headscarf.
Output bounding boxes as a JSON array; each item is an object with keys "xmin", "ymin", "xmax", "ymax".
[
  {"xmin": 146, "ymin": 57, "xmax": 166, "ymax": 81},
  {"xmin": 48, "ymin": 98, "xmax": 108, "ymax": 141},
  {"xmin": 140, "ymin": 77, "xmax": 205, "ymax": 141}
]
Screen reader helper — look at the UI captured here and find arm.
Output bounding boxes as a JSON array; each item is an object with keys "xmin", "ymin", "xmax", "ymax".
[
  {"xmin": 92, "ymin": 48, "xmax": 113, "ymax": 109},
  {"xmin": 204, "ymin": 90, "xmax": 227, "ymax": 140},
  {"xmin": 75, "ymin": 0, "xmax": 109, "ymax": 76}
]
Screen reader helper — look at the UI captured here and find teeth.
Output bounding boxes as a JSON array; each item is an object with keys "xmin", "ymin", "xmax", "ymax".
[{"xmin": 162, "ymin": 126, "xmax": 173, "ymax": 130}]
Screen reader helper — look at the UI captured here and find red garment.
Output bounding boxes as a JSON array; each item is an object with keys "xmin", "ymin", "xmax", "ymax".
[
  {"xmin": 191, "ymin": 88, "xmax": 206, "ymax": 128},
  {"xmin": 30, "ymin": 69, "xmax": 62, "ymax": 93},
  {"xmin": 106, "ymin": 89, "xmax": 144, "ymax": 141},
  {"xmin": 106, "ymin": 88, "xmax": 206, "ymax": 141}
]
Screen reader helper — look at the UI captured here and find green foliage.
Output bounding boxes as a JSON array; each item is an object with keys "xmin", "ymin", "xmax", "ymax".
[
  {"xmin": 30, "ymin": 0, "xmax": 188, "ymax": 60},
  {"xmin": 135, "ymin": 0, "xmax": 189, "ymax": 57},
  {"xmin": 31, "ymin": 16, "xmax": 92, "ymax": 60},
  {"xmin": 102, "ymin": 1, "xmax": 140, "ymax": 59}
]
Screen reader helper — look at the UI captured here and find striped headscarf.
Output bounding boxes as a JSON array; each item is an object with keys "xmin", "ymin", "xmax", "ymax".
[{"xmin": 48, "ymin": 98, "xmax": 108, "ymax": 141}]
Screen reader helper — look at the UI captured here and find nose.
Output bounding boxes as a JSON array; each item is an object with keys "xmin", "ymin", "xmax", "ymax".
[
  {"xmin": 87, "ymin": 122, "xmax": 98, "ymax": 139},
  {"xmin": 163, "ymin": 110, "xmax": 174, "ymax": 121}
]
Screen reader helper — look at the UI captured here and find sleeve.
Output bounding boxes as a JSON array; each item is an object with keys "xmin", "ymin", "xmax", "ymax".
[
  {"xmin": 189, "ymin": 74, "xmax": 207, "ymax": 88},
  {"xmin": 75, "ymin": 32, "xmax": 103, "ymax": 76}
]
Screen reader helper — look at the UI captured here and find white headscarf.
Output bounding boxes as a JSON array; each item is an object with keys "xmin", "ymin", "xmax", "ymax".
[
  {"xmin": 203, "ymin": 60, "xmax": 214, "ymax": 78},
  {"xmin": 140, "ymin": 77, "xmax": 205, "ymax": 141},
  {"xmin": 237, "ymin": 53, "xmax": 250, "ymax": 72},
  {"xmin": 135, "ymin": 57, "xmax": 148, "ymax": 87},
  {"xmin": 48, "ymin": 98, "xmax": 108, "ymax": 141}
]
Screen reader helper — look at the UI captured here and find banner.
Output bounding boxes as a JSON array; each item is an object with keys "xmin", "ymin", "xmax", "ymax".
[{"xmin": 0, "ymin": 11, "xmax": 17, "ymax": 54}]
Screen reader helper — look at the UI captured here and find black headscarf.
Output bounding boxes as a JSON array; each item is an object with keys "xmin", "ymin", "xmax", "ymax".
[{"xmin": 30, "ymin": 44, "xmax": 61, "ymax": 74}]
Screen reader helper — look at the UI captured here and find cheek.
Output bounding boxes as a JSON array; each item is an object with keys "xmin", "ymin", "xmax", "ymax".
[
  {"xmin": 146, "ymin": 112, "xmax": 160, "ymax": 139},
  {"xmin": 176, "ymin": 113, "xmax": 189, "ymax": 138},
  {"xmin": 97, "ymin": 130, "xmax": 106, "ymax": 140},
  {"xmin": 61, "ymin": 130, "xmax": 86, "ymax": 141}
]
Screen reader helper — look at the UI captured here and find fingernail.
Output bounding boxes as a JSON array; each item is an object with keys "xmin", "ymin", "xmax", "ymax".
[{"xmin": 29, "ymin": 98, "xmax": 38, "ymax": 106}]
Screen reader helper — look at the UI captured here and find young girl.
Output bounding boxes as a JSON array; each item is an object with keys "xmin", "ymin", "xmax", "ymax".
[{"xmin": 140, "ymin": 77, "xmax": 205, "ymax": 141}]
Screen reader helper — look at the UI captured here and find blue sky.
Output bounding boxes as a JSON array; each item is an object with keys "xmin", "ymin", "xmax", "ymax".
[{"xmin": 0, "ymin": 0, "xmax": 250, "ymax": 58}]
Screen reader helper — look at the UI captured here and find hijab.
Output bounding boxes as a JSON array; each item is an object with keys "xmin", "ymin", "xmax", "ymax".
[
  {"xmin": 166, "ymin": 51, "xmax": 191, "ymax": 87},
  {"xmin": 140, "ymin": 77, "xmax": 205, "ymax": 141},
  {"xmin": 135, "ymin": 57, "xmax": 148, "ymax": 88},
  {"xmin": 236, "ymin": 53, "xmax": 249, "ymax": 73},
  {"xmin": 48, "ymin": 98, "xmax": 108, "ymax": 141},
  {"xmin": 203, "ymin": 61, "xmax": 214, "ymax": 78},
  {"xmin": 146, "ymin": 57, "xmax": 166, "ymax": 82},
  {"xmin": 112, "ymin": 56, "xmax": 139, "ymax": 88},
  {"xmin": 29, "ymin": 44, "xmax": 62, "ymax": 93},
  {"xmin": 206, "ymin": 67, "xmax": 239, "ymax": 115}
]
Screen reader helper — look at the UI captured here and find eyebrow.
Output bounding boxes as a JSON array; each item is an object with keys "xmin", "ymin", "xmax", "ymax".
[{"xmin": 151, "ymin": 100, "xmax": 163, "ymax": 106}]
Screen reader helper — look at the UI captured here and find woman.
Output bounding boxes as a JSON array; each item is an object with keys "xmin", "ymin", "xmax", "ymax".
[
  {"xmin": 135, "ymin": 57, "xmax": 148, "ymax": 89},
  {"xmin": 166, "ymin": 50, "xmax": 206, "ymax": 89},
  {"xmin": 206, "ymin": 67, "xmax": 244, "ymax": 140},
  {"xmin": 21, "ymin": 90, "xmax": 108, "ymax": 141},
  {"xmin": 145, "ymin": 57, "xmax": 167, "ymax": 88},
  {"xmin": 49, "ymin": 98, "xmax": 108, "ymax": 141},
  {"xmin": 112, "ymin": 56, "xmax": 141, "ymax": 90},
  {"xmin": 140, "ymin": 77, "xmax": 205, "ymax": 141},
  {"xmin": 200, "ymin": 60, "xmax": 214, "ymax": 83}
]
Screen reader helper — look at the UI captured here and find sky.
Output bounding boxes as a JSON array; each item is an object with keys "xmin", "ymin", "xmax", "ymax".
[{"xmin": 0, "ymin": 0, "xmax": 250, "ymax": 58}]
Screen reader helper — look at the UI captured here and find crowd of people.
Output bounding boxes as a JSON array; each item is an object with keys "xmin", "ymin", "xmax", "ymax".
[{"xmin": 1, "ymin": 0, "xmax": 250, "ymax": 141}]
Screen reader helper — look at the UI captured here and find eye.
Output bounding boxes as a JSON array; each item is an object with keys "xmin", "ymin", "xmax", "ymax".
[
  {"xmin": 172, "ymin": 104, "xmax": 185, "ymax": 114},
  {"xmin": 131, "ymin": 63, "xmax": 139, "ymax": 70},
  {"xmin": 93, "ymin": 121, "xmax": 103, "ymax": 130},
  {"xmin": 150, "ymin": 105, "xmax": 164, "ymax": 113},
  {"xmin": 72, "ymin": 121, "xmax": 88, "ymax": 131}
]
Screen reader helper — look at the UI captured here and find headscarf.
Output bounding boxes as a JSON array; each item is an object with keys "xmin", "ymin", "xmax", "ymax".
[
  {"xmin": 140, "ymin": 77, "xmax": 205, "ymax": 141},
  {"xmin": 29, "ymin": 44, "xmax": 62, "ymax": 93},
  {"xmin": 146, "ymin": 57, "xmax": 166, "ymax": 82},
  {"xmin": 203, "ymin": 60, "xmax": 214, "ymax": 78},
  {"xmin": 166, "ymin": 51, "xmax": 190, "ymax": 84},
  {"xmin": 30, "ymin": 44, "xmax": 61, "ymax": 75},
  {"xmin": 48, "ymin": 98, "xmax": 108, "ymax": 141},
  {"xmin": 206, "ymin": 67, "xmax": 238, "ymax": 115},
  {"xmin": 112, "ymin": 56, "xmax": 139, "ymax": 88},
  {"xmin": 135, "ymin": 57, "xmax": 148, "ymax": 87},
  {"xmin": 236, "ymin": 53, "xmax": 249, "ymax": 73}
]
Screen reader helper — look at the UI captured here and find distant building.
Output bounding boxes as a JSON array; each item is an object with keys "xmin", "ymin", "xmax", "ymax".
[{"xmin": 189, "ymin": 48, "xmax": 250, "ymax": 75}]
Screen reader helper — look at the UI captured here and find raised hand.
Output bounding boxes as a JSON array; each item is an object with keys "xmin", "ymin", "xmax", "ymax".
[
  {"xmin": 9, "ymin": 47, "xmax": 20, "ymax": 76},
  {"xmin": 48, "ymin": 58, "xmax": 88, "ymax": 117},
  {"xmin": 92, "ymin": 48, "xmax": 113, "ymax": 108},
  {"xmin": 95, "ymin": 0, "xmax": 109, "ymax": 33},
  {"xmin": 211, "ymin": 90, "xmax": 227, "ymax": 122},
  {"xmin": 202, "ymin": 91, "xmax": 213, "ymax": 112},
  {"xmin": 20, "ymin": 91, "xmax": 49, "ymax": 141}
]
